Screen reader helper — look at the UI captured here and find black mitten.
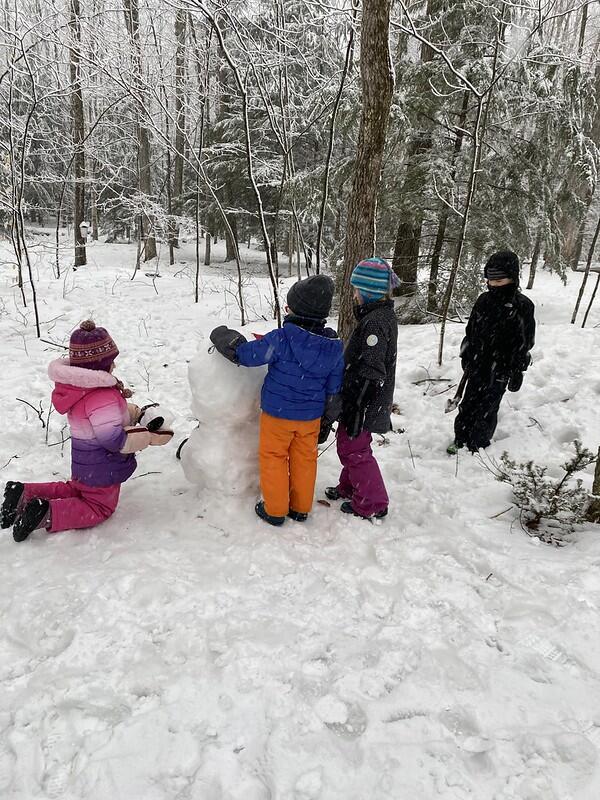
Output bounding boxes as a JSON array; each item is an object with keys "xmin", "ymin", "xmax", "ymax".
[
  {"xmin": 209, "ymin": 326, "xmax": 248, "ymax": 363},
  {"xmin": 318, "ymin": 420, "xmax": 333, "ymax": 444},
  {"xmin": 508, "ymin": 371, "xmax": 524, "ymax": 392},
  {"xmin": 341, "ymin": 378, "xmax": 379, "ymax": 439}
]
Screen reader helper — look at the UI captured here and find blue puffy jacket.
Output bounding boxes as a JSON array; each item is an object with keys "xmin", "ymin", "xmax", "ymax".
[{"xmin": 236, "ymin": 321, "xmax": 345, "ymax": 421}]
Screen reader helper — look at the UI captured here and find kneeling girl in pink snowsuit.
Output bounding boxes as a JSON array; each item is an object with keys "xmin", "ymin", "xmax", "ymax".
[{"xmin": 1, "ymin": 320, "xmax": 171, "ymax": 542}]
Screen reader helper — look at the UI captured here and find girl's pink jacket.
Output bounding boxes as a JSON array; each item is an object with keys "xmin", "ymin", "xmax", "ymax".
[{"xmin": 49, "ymin": 359, "xmax": 137, "ymax": 486}]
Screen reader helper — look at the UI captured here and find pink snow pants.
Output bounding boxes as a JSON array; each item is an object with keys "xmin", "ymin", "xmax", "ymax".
[
  {"xmin": 336, "ymin": 424, "xmax": 389, "ymax": 517},
  {"xmin": 23, "ymin": 479, "xmax": 120, "ymax": 533}
]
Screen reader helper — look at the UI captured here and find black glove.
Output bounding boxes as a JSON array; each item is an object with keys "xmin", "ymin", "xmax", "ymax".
[
  {"xmin": 341, "ymin": 378, "xmax": 379, "ymax": 439},
  {"xmin": 318, "ymin": 394, "xmax": 342, "ymax": 444},
  {"xmin": 318, "ymin": 420, "xmax": 333, "ymax": 444},
  {"xmin": 508, "ymin": 371, "xmax": 524, "ymax": 392},
  {"xmin": 209, "ymin": 326, "xmax": 248, "ymax": 363},
  {"xmin": 459, "ymin": 338, "xmax": 472, "ymax": 373},
  {"xmin": 516, "ymin": 352, "xmax": 532, "ymax": 372}
]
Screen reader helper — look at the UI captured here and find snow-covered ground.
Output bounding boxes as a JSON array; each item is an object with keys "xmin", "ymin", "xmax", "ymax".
[{"xmin": 1, "ymin": 233, "xmax": 599, "ymax": 800}]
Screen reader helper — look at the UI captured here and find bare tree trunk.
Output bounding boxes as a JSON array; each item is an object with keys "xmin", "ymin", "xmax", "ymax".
[
  {"xmin": 91, "ymin": 176, "xmax": 99, "ymax": 241},
  {"xmin": 225, "ymin": 215, "xmax": 238, "ymax": 262},
  {"xmin": 391, "ymin": 213, "xmax": 422, "ymax": 297},
  {"xmin": 526, "ymin": 224, "xmax": 543, "ymax": 290},
  {"xmin": 572, "ymin": 212, "xmax": 600, "ymax": 323},
  {"xmin": 204, "ymin": 230, "xmax": 211, "ymax": 266},
  {"xmin": 582, "ymin": 270, "xmax": 600, "ymax": 327},
  {"xmin": 438, "ymin": 96, "xmax": 484, "ymax": 365},
  {"xmin": 194, "ymin": 174, "xmax": 200, "ymax": 302},
  {"xmin": 172, "ymin": 9, "xmax": 186, "ymax": 250},
  {"xmin": 337, "ymin": 0, "xmax": 394, "ymax": 340},
  {"xmin": 199, "ymin": 7, "xmax": 281, "ymax": 324},
  {"xmin": 557, "ymin": 63, "xmax": 600, "ymax": 271},
  {"xmin": 427, "ymin": 90, "xmax": 469, "ymax": 312},
  {"xmin": 70, "ymin": 0, "xmax": 86, "ymax": 268},
  {"xmin": 316, "ymin": 6, "xmax": 356, "ymax": 274},
  {"xmin": 124, "ymin": 0, "xmax": 157, "ymax": 262},
  {"xmin": 586, "ymin": 447, "xmax": 600, "ymax": 522}
]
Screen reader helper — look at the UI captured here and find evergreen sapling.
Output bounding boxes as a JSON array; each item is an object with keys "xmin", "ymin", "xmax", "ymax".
[{"xmin": 485, "ymin": 441, "xmax": 597, "ymax": 544}]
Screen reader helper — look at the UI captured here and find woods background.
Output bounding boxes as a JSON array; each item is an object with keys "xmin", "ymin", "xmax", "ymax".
[{"xmin": 1, "ymin": 0, "xmax": 599, "ymax": 347}]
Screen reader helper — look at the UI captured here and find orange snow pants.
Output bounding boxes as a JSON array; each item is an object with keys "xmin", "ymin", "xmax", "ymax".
[{"xmin": 259, "ymin": 412, "xmax": 321, "ymax": 518}]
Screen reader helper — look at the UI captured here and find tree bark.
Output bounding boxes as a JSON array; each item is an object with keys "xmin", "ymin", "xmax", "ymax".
[
  {"xmin": 557, "ymin": 63, "xmax": 600, "ymax": 271},
  {"xmin": 572, "ymin": 211, "xmax": 600, "ymax": 323},
  {"xmin": 526, "ymin": 224, "xmax": 543, "ymax": 290},
  {"xmin": 586, "ymin": 447, "xmax": 600, "ymax": 523},
  {"xmin": 70, "ymin": 0, "xmax": 86, "ymax": 268},
  {"xmin": 391, "ymin": 215, "xmax": 422, "ymax": 296},
  {"xmin": 316, "ymin": 6, "xmax": 356, "ymax": 274},
  {"xmin": 337, "ymin": 0, "xmax": 394, "ymax": 340},
  {"xmin": 204, "ymin": 230, "xmax": 211, "ymax": 266},
  {"xmin": 172, "ymin": 10, "xmax": 186, "ymax": 250},
  {"xmin": 427, "ymin": 90, "xmax": 469, "ymax": 312},
  {"xmin": 123, "ymin": 0, "xmax": 157, "ymax": 262},
  {"xmin": 225, "ymin": 215, "xmax": 238, "ymax": 262}
]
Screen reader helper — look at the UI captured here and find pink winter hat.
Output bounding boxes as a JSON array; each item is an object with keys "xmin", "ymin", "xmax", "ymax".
[{"xmin": 69, "ymin": 320, "xmax": 119, "ymax": 371}]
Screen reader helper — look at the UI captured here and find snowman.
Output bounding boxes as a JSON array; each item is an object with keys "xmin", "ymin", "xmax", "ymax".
[{"xmin": 180, "ymin": 333, "xmax": 266, "ymax": 496}]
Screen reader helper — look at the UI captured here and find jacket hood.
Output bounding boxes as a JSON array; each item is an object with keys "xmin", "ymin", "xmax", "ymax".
[
  {"xmin": 282, "ymin": 323, "xmax": 342, "ymax": 377},
  {"xmin": 49, "ymin": 358, "xmax": 117, "ymax": 414}
]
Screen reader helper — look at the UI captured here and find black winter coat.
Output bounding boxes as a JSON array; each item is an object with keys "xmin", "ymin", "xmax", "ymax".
[
  {"xmin": 460, "ymin": 286, "xmax": 535, "ymax": 380},
  {"xmin": 342, "ymin": 299, "xmax": 398, "ymax": 434}
]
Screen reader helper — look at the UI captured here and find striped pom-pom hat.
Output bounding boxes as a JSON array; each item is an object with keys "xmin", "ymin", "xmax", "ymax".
[
  {"xmin": 69, "ymin": 320, "xmax": 119, "ymax": 371},
  {"xmin": 350, "ymin": 257, "xmax": 400, "ymax": 301}
]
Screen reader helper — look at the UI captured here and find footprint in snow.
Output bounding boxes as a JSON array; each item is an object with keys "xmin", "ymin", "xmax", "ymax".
[{"xmin": 315, "ymin": 695, "xmax": 367, "ymax": 740}]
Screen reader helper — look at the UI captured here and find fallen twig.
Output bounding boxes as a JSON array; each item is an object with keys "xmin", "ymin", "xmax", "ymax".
[
  {"xmin": 317, "ymin": 438, "xmax": 336, "ymax": 459},
  {"xmin": 16, "ymin": 398, "xmax": 46, "ymax": 428},
  {"xmin": 131, "ymin": 471, "xmax": 162, "ymax": 479},
  {"xmin": 527, "ymin": 416, "xmax": 543, "ymax": 431},
  {"xmin": 1, "ymin": 455, "xmax": 18, "ymax": 470},
  {"xmin": 490, "ymin": 506, "xmax": 514, "ymax": 519},
  {"xmin": 412, "ymin": 377, "xmax": 452, "ymax": 386},
  {"xmin": 407, "ymin": 438, "xmax": 416, "ymax": 469}
]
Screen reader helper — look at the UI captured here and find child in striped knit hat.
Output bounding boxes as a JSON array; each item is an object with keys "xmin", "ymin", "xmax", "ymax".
[
  {"xmin": 324, "ymin": 257, "xmax": 399, "ymax": 519},
  {"xmin": 0, "ymin": 320, "xmax": 173, "ymax": 542}
]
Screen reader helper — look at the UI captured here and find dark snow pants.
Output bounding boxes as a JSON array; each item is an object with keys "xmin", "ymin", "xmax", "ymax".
[{"xmin": 454, "ymin": 373, "xmax": 507, "ymax": 451}]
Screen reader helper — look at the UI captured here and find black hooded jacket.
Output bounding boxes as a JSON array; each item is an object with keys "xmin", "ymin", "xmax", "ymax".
[
  {"xmin": 460, "ymin": 285, "xmax": 536, "ymax": 380},
  {"xmin": 342, "ymin": 299, "xmax": 398, "ymax": 434}
]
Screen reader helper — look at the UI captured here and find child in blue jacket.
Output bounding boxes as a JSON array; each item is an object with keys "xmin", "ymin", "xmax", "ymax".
[{"xmin": 211, "ymin": 275, "xmax": 344, "ymax": 526}]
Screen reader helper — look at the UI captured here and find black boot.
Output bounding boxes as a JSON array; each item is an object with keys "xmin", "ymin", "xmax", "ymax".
[
  {"xmin": 1, "ymin": 481, "xmax": 24, "ymax": 529},
  {"xmin": 287, "ymin": 509, "xmax": 308, "ymax": 522},
  {"xmin": 325, "ymin": 486, "xmax": 344, "ymax": 501},
  {"xmin": 340, "ymin": 501, "xmax": 387, "ymax": 521},
  {"xmin": 255, "ymin": 501, "xmax": 285, "ymax": 527},
  {"xmin": 13, "ymin": 499, "xmax": 50, "ymax": 542}
]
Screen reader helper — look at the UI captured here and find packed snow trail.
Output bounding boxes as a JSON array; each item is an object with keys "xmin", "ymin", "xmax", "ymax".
[{"xmin": 1, "ymin": 238, "xmax": 599, "ymax": 799}]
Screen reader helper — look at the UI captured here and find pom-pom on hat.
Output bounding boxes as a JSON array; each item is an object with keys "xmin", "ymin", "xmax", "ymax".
[
  {"xmin": 484, "ymin": 251, "xmax": 520, "ymax": 285},
  {"xmin": 286, "ymin": 275, "xmax": 335, "ymax": 320},
  {"xmin": 350, "ymin": 257, "xmax": 400, "ymax": 301},
  {"xmin": 69, "ymin": 320, "xmax": 119, "ymax": 371}
]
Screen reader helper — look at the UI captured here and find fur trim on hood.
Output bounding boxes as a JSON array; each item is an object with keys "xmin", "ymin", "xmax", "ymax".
[{"xmin": 48, "ymin": 358, "xmax": 117, "ymax": 389}]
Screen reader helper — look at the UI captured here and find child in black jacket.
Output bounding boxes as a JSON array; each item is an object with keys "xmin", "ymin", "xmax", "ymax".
[
  {"xmin": 449, "ymin": 251, "xmax": 535, "ymax": 454},
  {"xmin": 324, "ymin": 258, "xmax": 399, "ymax": 519}
]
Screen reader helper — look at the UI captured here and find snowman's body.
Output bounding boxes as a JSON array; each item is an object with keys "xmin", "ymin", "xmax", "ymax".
[{"xmin": 181, "ymin": 342, "xmax": 266, "ymax": 495}]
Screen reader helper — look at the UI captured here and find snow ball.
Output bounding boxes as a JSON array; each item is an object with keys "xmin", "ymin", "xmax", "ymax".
[
  {"xmin": 314, "ymin": 695, "xmax": 348, "ymax": 725},
  {"xmin": 294, "ymin": 768, "xmax": 323, "ymax": 799}
]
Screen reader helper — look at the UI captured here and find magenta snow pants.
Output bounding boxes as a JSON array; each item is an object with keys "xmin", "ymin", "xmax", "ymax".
[
  {"xmin": 23, "ymin": 479, "xmax": 120, "ymax": 533},
  {"xmin": 336, "ymin": 424, "xmax": 389, "ymax": 517}
]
